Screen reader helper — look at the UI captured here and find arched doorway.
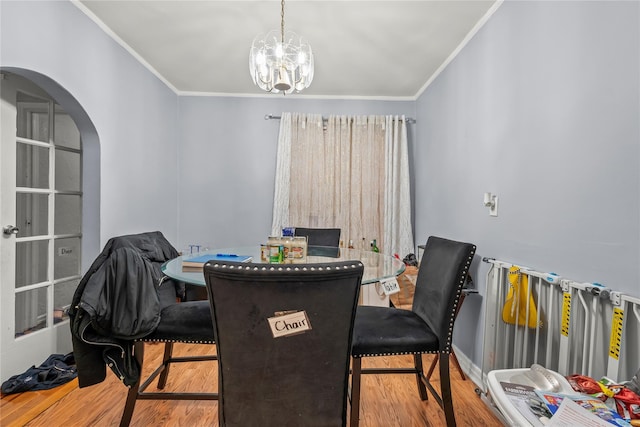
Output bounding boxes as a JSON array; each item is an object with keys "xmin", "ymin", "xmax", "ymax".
[{"xmin": 0, "ymin": 68, "xmax": 100, "ymax": 382}]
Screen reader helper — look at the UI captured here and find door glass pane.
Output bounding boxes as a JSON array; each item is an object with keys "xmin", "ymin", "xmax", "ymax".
[
  {"xmin": 15, "ymin": 240, "xmax": 49, "ymax": 288},
  {"xmin": 54, "ymin": 194, "xmax": 82, "ymax": 234},
  {"xmin": 54, "ymin": 106, "xmax": 81, "ymax": 150},
  {"xmin": 54, "ymin": 237, "xmax": 80, "ymax": 280},
  {"xmin": 16, "ymin": 192, "xmax": 48, "ymax": 237},
  {"xmin": 15, "ymin": 287, "xmax": 48, "ymax": 337},
  {"xmin": 55, "ymin": 149, "xmax": 80, "ymax": 191},
  {"xmin": 16, "ymin": 142, "xmax": 49, "ymax": 188},
  {"xmin": 55, "ymin": 194, "xmax": 82, "ymax": 235},
  {"xmin": 17, "ymin": 92, "xmax": 49, "ymax": 142},
  {"xmin": 54, "ymin": 279, "xmax": 78, "ymax": 324}
]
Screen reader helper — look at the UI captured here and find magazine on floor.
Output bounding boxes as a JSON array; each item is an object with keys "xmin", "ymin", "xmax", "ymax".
[
  {"xmin": 499, "ymin": 381, "xmax": 551, "ymax": 426},
  {"xmin": 535, "ymin": 390, "xmax": 631, "ymax": 426}
]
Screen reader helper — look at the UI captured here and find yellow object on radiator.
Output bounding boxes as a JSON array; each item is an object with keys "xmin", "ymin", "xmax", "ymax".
[{"xmin": 502, "ymin": 266, "xmax": 539, "ymax": 328}]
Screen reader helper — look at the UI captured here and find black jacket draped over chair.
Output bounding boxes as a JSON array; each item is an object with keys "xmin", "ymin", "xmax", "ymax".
[{"xmin": 69, "ymin": 231, "xmax": 185, "ymax": 387}]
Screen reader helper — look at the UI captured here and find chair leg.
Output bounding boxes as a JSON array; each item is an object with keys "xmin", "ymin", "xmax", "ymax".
[
  {"xmin": 449, "ymin": 350, "xmax": 466, "ymax": 381},
  {"xmin": 426, "ymin": 354, "xmax": 438, "ymax": 380},
  {"xmin": 157, "ymin": 342, "xmax": 174, "ymax": 389},
  {"xmin": 427, "ymin": 352, "xmax": 466, "ymax": 381},
  {"xmin": 413, "ymin": 354, "xmax": 428, "ymax": 400},
  {"xmin": 439, "ymin": 353, "xmax": 456, "ymax": 427},
  {"xmin": 350, "ymin": 357, "xmax": 362, "ymax": 427},
  {"xmin": 120, "ymin": 342, "xmax": 144, "ymax": 427}
]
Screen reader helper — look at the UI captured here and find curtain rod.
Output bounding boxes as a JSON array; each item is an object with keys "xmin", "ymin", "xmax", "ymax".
[{"xmin": 264, "ymin": 114, "xmax": 416, "ymax": 124}]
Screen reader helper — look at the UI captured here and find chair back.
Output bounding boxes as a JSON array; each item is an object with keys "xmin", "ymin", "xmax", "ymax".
[
  {"xmin": 294, "ymin": 227, "xmax": 341, "ymax": 257},
  {"xmin": 203, "ymin": 261, "xmax": 364, "ymax": 427},
  {"xmin": 412, "ymin": 236, "xmax": 476, "ymax": 352}
]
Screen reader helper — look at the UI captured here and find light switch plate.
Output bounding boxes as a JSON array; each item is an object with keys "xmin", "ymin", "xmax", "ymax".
[{"xmin": 490, "ymin": 196, "xmax": 498, "ymax": 216}]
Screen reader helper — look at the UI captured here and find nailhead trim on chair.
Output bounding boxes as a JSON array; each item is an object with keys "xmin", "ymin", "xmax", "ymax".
[
  {"xmin": 138, "ymin": 338, "xmax": 216, "ymax": 344},
  {"xmin": 442, "ymin": 247, "xmax": 476, "ymax": 353},
  {"xmin": 354, "ymin": 349, "xmax": 440, "ymax": 358},
  {"xmin": 209, "ymin": 262, "xmax": 364, "ymax": 271}
]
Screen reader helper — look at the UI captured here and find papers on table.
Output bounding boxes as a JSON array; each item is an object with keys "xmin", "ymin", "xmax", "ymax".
[{"xmin": 182, "ymin": 253, "xmax": 252, "ymax": 271}]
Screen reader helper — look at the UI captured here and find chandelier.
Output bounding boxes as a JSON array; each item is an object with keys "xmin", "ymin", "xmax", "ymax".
[{"xmin": 249, "ymin": 0, "xmax": 314, "ymax": 94}]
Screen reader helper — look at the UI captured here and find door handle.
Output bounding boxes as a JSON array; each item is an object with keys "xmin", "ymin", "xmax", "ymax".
[{"xmin": 3, "ymin": 225, "xmax": 19, "ymax": 235}]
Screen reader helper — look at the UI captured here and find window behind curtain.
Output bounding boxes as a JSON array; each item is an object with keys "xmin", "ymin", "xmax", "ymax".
[{"xmin": 272, "ymin": 112, "xmax": 413, "ymax": 257}]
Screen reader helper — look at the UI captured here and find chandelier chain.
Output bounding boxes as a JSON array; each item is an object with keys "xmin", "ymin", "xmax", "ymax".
[{"xmin": 280, "ymin": 0, "xmax": 285, "ymax": 43}]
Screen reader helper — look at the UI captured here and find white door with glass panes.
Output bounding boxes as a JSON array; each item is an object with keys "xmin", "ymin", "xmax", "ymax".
[{"xmin": 0, "ymin": 72, "xmax": 82, "ymax": 382}]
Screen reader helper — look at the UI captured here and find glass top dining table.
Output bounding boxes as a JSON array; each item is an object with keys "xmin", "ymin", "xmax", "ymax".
[{"xmin": 162, "ymin": 246, "xmax": 406, "ymax": 286}]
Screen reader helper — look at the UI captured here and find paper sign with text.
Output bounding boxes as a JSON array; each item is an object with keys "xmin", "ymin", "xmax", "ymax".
[
  {"xmin": 268, "ymin": 310, "xmax": 312, "ymax": 338},
  {"xmin": 379, "ymin": 277, "xmax": 401, "ymax": 295}
]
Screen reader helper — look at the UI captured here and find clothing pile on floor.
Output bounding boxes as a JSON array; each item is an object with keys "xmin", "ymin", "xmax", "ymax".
[{"xmin": 1, "ymin": 353, "xmax": 77, "ymax": 395}]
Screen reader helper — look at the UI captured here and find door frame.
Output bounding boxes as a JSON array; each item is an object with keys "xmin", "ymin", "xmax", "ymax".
[{"xmin": 0, "ymin": 68, "xmax": 101, "ymax": 381}]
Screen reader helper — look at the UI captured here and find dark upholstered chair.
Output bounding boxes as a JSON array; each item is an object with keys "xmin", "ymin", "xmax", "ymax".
[
  {"xmin": 294, "ymin": 227, "xmax": 341, "ymax": 256},
  {"xmin": 203, "ymin": 260, "xmax": 364, "ymax": 427},
  {"xmin": 115, "ymin": 239, "xmax": 217, "ymax": 427},
  {"xmin": 120, "ymin": 299, "xmax": 217, "ymax": 427},
  {"xmin": 69, "ymin": 231, "xmax": 217, "ymax": 427},
  {"xmin": 350, "ymin": 236, "xmax": 476, "ymax": 427}
]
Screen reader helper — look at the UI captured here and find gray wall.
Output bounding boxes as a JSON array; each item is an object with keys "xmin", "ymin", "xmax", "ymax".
[
  {"xmin": 0, "ymin": 0, "xmax": 180, "ymax": 267},
  {"xmin": 414, "ymin": 0, "xmax": 639, "ymax": 369},
  {"xmin": 177, "ymin": 96, "xmax": 414, "ymax": 250}
]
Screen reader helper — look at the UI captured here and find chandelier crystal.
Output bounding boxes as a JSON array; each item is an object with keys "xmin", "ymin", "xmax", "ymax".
[{"xmin": 249, "ymin": 0, "xmax": 314, "ymax": 94}]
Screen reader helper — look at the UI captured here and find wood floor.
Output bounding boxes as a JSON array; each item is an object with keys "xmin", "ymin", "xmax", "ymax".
[{"xmin": 1, "ymin": 343, "xmax": 502, "ymax": 426}]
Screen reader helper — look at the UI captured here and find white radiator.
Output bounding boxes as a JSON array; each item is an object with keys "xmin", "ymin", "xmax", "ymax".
[{"xmin": 481, "ymin": 258, "xmax": 640, "ymax": 390}]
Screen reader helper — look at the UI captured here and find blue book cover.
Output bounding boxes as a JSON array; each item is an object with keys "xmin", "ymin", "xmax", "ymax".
[{"xmin": 182, "ymin": 253, "xmax": 252, "ymax": 268}]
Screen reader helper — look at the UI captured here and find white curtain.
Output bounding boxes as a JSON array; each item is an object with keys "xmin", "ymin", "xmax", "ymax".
[
  {"xmin": 271, "ymin": 112, "xmax": 324, "ymax": 235},
  {"xmin": 271, "ymin": 112, "xmax": 414, "ymax": 257},
  {"xmin": 271, "ymin": 112, "xmax": 293, "ymax": 235},
  {"xmin": 383, "ymin": 115, "xmax": 414, "ymax": 257}
]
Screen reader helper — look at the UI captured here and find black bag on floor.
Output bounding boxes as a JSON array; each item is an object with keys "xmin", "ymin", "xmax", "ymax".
[{"xmin": 1, "ymin": 352, "xmax": 77, "ymax": 394}]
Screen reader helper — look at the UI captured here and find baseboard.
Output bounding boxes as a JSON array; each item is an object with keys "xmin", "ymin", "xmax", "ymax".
[
  {"xmin": 451, "ymin": 344, "xmax": 485, "ymax": 391},
  {"xmin": 451, "ymin": 345, "xmax": 508, "ymax": 425}
]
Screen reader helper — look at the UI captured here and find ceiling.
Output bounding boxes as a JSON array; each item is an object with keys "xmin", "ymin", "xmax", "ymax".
[{"xmin": 74, "ymin": 0, "xmax": 499, "ymax": 99}]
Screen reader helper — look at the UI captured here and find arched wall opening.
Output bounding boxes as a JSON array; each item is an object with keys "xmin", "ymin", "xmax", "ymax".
[{"xmin": 1, "ymin": 67, "xmax": 100, "ymax": 271}]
